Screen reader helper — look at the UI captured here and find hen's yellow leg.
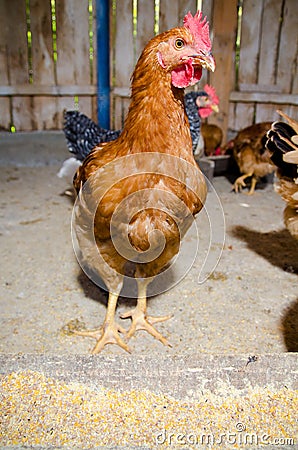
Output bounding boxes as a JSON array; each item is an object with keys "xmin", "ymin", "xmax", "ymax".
[
  {"xmin": 247, "ymin": 176, "xmax": 257, "ymax": 195},
  {"xmin": 73, "ymin": 291, "xmax": 130, "ymax": 354},
  {"xmin": 233, "ymin": 172, "xmax": 253, "ymax": 193},
  {"xmin": 121, "ymin": 279, "xmax": 172, "ymax": 346}
]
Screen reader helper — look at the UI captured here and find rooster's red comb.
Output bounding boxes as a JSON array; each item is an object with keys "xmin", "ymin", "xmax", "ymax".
[{"xmin": 183, "ymin": 11, "xmax": 212, "ymax": 54}]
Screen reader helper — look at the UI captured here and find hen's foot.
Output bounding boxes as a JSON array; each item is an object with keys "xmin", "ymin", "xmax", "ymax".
[
  {"xmin": 233, "ymin": 177, "xmax": 247, "ymax": 193},
  {"xmin": 121, "ymin": 308, "xmax": 173, "ymax": 346},
  {"xmin": 72, "ymin": 322, "xmax": 130, "ymax": 354},
  {"xmin": 233, "ymin": 173, "xmax": 253, "ymax": 193}
]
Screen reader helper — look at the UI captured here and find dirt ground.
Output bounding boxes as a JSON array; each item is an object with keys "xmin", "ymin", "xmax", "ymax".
[{"xmin": 0, "ymin": 131, "xmax": 297, "ymax": 357}]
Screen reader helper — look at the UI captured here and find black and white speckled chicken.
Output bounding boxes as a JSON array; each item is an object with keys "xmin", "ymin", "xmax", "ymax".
[
  {"xmin": 184, "ymin": 85, "xmax": 219, "ymax": 155},
  {"xmin": 63, "ymin": 111, "xmax": 121, "ymax": 161},
  {"xmin": 266, "ymin": 110, "xmax": 298, "ymax": 239}
]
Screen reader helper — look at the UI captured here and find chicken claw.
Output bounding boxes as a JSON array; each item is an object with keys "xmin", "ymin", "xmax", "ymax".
[
  {"xmin": 73, "ymin": 322, "xmax": 130, "ymax": 354},
  {"xmin": 233, "ymin": 172, "xmax": 255, "ymax": 194},
  {"xmin": 71, "ymin": 291, "xmax": 131, "ymax": 354},
  {"xmin": 121, "ymin": 279, "xmax": 172, "ymax": 346},
  {"xmin": 121, "ymin": 308, "xmax": 172, "ymax": 346}
]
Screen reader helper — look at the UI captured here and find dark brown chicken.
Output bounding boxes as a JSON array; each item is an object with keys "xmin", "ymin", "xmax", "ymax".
[
  {"xmin": 71, "ymin": 11, "xmax": 215, "ymax": 353},
  {"xmin": 224, "ymin": 122, "xmax": 275, "ymax": 194}
]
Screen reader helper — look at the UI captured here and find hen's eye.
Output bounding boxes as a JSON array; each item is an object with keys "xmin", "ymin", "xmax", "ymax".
[{"xmin": 174, "ymin": 38, "xmax": 185, "ymax": 49}]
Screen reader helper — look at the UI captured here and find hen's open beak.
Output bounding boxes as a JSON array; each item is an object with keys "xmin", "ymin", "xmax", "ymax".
[{"xmin": 193, "ymin": 53, "xmax": 216, "ymax": 72}]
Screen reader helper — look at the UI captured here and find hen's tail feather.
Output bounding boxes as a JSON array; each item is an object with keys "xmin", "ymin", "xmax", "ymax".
[
  {"xmin": 63, "ymin": 111, "xmax": 121, "ymax": 160},
  {"xmin": 266, "ymin": 120, "xmax": 298, "ymax": 180},
  {"xmin": 276, "ymin": 110, "xmax": 298, "ymax": 134}
]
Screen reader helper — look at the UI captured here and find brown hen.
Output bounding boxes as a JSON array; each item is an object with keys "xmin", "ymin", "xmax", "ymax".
[
  {"xmin": 71, "ymin": 11, "xmax": 215, "ymax": 353},
  {"xmin": 225, "ymin": 122, "xmax": 275, "ymax": 195}
]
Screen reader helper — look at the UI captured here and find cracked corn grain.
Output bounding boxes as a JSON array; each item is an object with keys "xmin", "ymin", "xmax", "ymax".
[{"xmin": 0, "ymin": 370, "xmax": 297, "ymax": 448}]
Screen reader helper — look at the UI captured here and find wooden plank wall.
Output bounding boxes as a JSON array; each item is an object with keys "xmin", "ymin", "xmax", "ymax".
[
  {"xmin": 0, "ymin": 0, "xmax": 297, "ymax": 137},
  {"xmin": 111, "ymin": 0, "xmax": 211, "ymax": 130},
  {"xmin": 111, "ymin": 0, "xmax": 238, "ymax": 138},
  {"xmin": 111, "ymin": 0, "xmax": 297, "ymax": 142},
  {"xmin": 0, "ymin": 0, "xmax": 97, "ymax": 131},
  {"xmin": 228, "ymin": 0, "xmax": 298, "ymax": 137}
]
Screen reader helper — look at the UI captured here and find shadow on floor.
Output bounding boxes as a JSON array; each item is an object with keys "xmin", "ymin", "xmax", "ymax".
[
  {"xmin": 231, "ymin": 225, "xmax": 298, "ymax": 274},
  {"xmin": 77, "ymin": 270, "xmax": 137, "ymax": 310},
  {"xmin": 281, "ymin": 297, "xmax": 298, "ymax": 352},
  {"xmin": 231, "ymin": 225, "xmax": 298, "ymax": 352}
]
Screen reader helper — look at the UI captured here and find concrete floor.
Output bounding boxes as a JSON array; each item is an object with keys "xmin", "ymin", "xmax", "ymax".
[{"xmin": 0, "ymin": 131, "xmax": 297, "ymax": 356}]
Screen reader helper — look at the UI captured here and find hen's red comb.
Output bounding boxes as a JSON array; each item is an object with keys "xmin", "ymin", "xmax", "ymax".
[
  {"xmin": 204, "ymin": 84, "xmax": 219, "ymax": 104},
  {"xmin": 183, "ymin": 11, "xmax": 212, "ymax": 53}
]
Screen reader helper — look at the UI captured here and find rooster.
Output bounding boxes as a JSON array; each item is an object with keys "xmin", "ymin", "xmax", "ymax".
[
  {"xmin": 224, "ymin": 122, "xmax": 276, "ymax": 195},
  {"xmin": 61, "ymin": 85, "xmax": 219, "ymax": 168},
  {"xmin": 266, "ymin": 110, "xmax": 298, "ymax": 239},
  {"xmin": 70, "ymin": 11, "xmax": 215, "ymax": 354}
]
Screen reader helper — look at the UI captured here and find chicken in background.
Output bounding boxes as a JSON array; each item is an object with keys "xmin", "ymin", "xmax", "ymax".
[
  {"xmin": 223, "ymin": 122, "xmax": 276, "ymax": 195},
  {"xmin": 190, "ymin": 84, "xmax": 222, "ymax": 157},
  {"xmin": 60, "ymin": 84, "xmax": 219, "ymax": 180},
  {"xmin": 184, "ymin": 85, "xmax": 219, "ymax": 156},
  {"xmin": 64, "ymin": 110, "xmax": 121, "ymax": 161},
  {"xmin": 201, "ymin": 122, "xmax": 223, "ymax": 156},
  {"xmin": 70, "ymin": 11, "xmax": 215, "ymax": 353},
  {"xmin": 266, "ymin": 110, "xmax": 298, "ymax": 239}
]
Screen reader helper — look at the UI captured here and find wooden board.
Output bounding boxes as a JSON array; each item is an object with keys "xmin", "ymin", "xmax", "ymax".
[
  {"xmin": 0, "ymin": 1, "xmax": 10, "ymax": 130},
  {"xmin": 209, "ymin": 0, "xmax": 238, "ymax": 143},
  {"xmin": 159, "ymin": 0, "xmax": 179, "ymax": 32},
  {"xmin": 136, "ymin": 0, "xmax": 155, "ymax": 61},
  {"xmin": 3, "ymin": 0, "xmax": 32, "ymax": 130},
  {"xmin": 31, "ymin": 97, "xmax": 59, "ymax": 130},
  {"xmin": 114, "ymin": 97, "xmax": 130, "ymax": 130},
  {"xmin": 110, "ymin": 0, "xmax": 134, "ymax": 129},
  {"xmin": 228, "ymin": 102, "xmax": 255, "ymax": 135},
  {"xmin": 0, "ymin": 98, "xmax": 10, "ymax": 130},
  {"xmin": 256, "ymin": 104, "xmax": 298, "ymax": 123},
  {"xmin": 159, "ymin": 0, "xmax": 197, "ymax": 31},
  {"xmin": 238, "ymin": 0, "xmax": 263, "ymax": 86},
  {"xmin": 29, "ymin": 0, "xmax": 55, "ymax": 85},
  {"xmin": 0, "ymin": 0, "xmax": 296, "ymax": 132},
  {"xmin": 230, "ymin": 91, "xmax": 298, "ymax": 104},
  {"xmin": 29, "ymin": 0, "xmax": 57, "ymax": 129},
  {"xmin": 196, "ymin": 0, "xmax": 214, "ymax": 92},
  {"xmin": 55, "ymin": 0, "xmax": 91, "ymax": 85},
  {"xmin": 178, "ymin": 0, "xmax": 198, "ymax": 22},
  {"xmin": 55, "ymin": 0, "xmax": 92, "ymax": 125},
  {"xmin": 257, "ymin": 0, "xmax": 283, "ymax": 87},
  {"xmin": 91, "ymin": 0, "xmax": 98, "ymax": 122},
  {"xmin": 113, "ymin": 0, "xmax": 134, "ymax": 87},
  {"xmin": 276, "ymin": 0, "xmax": 298, "ymax": 94}
]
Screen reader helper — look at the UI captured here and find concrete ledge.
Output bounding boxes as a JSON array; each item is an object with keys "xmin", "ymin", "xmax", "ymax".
[{"xmin": 0, "ymin": 353, "xmax": 297, "ymax": 398}]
